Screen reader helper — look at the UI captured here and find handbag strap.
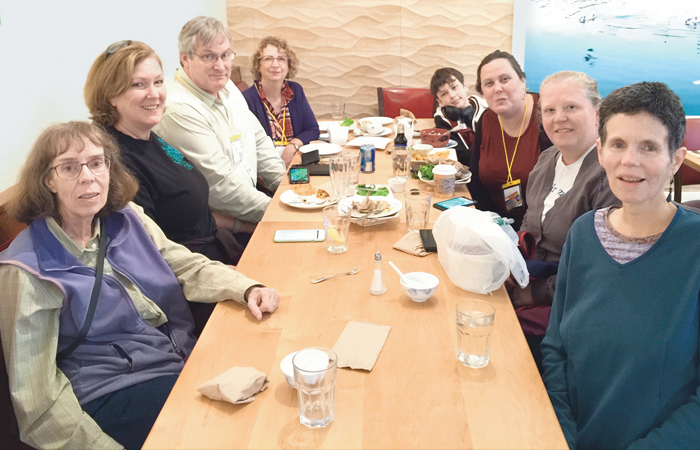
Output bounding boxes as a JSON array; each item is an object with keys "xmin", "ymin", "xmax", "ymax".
[{"xmin": 57, "ymin": 219, "xmax": 108, "ymax": 361}]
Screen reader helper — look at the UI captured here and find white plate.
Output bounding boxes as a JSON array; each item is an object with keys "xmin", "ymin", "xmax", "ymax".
[
  {"xmin": 280, "ymin": 189, "xmax": 338, "ymax": 209},
  {"xmin": 299, "ymin": 143, "xmax": 343, "ymax": 156},
  {"xmin": 353, "ymin": 127, "xmax": 392, "ymax": 137},
  {"xmin": 414, "ymin": 139, "xmax": 458, "ymax": 149},
  {"xmin": 338, "ymin": 196, "xmax": 403, "ymax": 219},
  {"xmin": 361, "ymin": 116, "xmax": 394, "ymax": 125},
  {"xmin": 418, "ymin": 170, "xmax": 472, "ymax": 185},
  {"xmin": 318, "ymin": 121, "xmax": 357, "ymax": 131},
  {"xmin": 345, "ymin": 136, "xmax": 392, "ymax": 150}
]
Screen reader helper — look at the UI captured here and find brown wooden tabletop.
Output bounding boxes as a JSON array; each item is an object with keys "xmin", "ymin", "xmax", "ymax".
[{"xmin": 143, "ymin": 118, "xmax": 567, "ymax": 449}]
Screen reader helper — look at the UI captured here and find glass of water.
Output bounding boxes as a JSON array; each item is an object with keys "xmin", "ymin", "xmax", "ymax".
[
  {"xmin": 293, "ymin": 347, "xmax": 338, "ymax": 428},
  {"xmin": 455, "ymin": 299, "xmax": 496, "ymax": 369},
  {"xmin": 391, "ymin": 147, "xmax": 411, "ymax": 179},
  {"xmin": 322, "ymin": 205, "xmax": 350, "ymax": 253}
]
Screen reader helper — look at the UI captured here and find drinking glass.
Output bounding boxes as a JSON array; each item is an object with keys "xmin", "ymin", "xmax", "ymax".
[
  {"xmin": 329, "ymin": 156, "xmax": 351, "ymax": 200},
  {"xmin": 322, "ymin": 205, "xmax": 350, "ymax": 253},
  {"xmin": 404, "ymin": 191, "xmax": 431, "ymax": 232},
  {"xmin": 456, "ymin": 299, "xmax": 496, "ymax": 369},
  {"xmin": 293, "ymin": 347, "xmax": 338, "ymax": 428},
  {"xmin": 391, "ymin": 147, "xmax": 411, "ymax": 179},
  {"xmin": 330, "ymin": 101, "xmax": 345, "ymax": 121},
  {"xmin": 342, "ymin": 150, "xmax": 362, "ymax": 187}
]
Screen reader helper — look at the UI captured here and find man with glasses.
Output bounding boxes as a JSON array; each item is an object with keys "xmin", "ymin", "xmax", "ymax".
[{"xmin": 155, "ymin": 16, "xmax": 285, "ymax": 238}]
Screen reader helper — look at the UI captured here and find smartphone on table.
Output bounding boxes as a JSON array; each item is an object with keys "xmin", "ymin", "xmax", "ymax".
[
  {"xmin": 289, "ymin": 165, "xmax": 309, "ymax": 184},
  {"xmin": 433, "ymin": 196, "xmax": 476, "ymax": 211},
  {"xmin": 273, "ymin": 229, "xmax": 325, "ymax": 243}
]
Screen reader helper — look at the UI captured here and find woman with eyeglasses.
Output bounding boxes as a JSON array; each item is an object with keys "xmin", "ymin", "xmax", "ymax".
[
  {"xmin": 242, "ymin": 36, "xmax": 319, "ymax": 167},
  {"xmin": 0, "ymin": 121, "xmax": 280, "ymax": 449},
  {"xmin": 84, "ymin": 41, "xmax": 260, "ymax": 336}
]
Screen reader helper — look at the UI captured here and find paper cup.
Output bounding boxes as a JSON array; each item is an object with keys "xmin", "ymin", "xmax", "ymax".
[{"xmin": 432, "ymin": 164, "xmax": 457, "ymax": 196}]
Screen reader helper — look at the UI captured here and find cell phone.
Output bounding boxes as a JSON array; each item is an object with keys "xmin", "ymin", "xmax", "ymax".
[
  {"xmin": 289, "ymin": 165, "xmax": 309, "ymax": 184},
  {"xmin": 273, "ymin": 229, "xmax": 325, "ymax": 243},
  {"xmin": 419, "ymin": 229, "xmax": 437, "ymax": 253},
  {"xmin": 433, "ymin": 196, "xmax": 476, "ymax": 211}
]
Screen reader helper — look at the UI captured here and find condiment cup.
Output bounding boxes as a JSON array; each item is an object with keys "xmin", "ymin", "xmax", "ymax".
[
  {"xmin": 281, "ymin": 351, "xmax": 299, "ymax": 388},
  {"xmin": 388, "ymin": 177, "xmax": 407, "ymax": 193},
  {"xmin": 400, "ymin": 272, "xmax": 439, "ymax": 302}
]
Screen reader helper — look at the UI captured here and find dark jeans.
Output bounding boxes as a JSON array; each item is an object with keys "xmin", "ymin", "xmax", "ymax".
[{"xmin": 82, "ymin": 374, "xmax": 178, "ymax": 450}]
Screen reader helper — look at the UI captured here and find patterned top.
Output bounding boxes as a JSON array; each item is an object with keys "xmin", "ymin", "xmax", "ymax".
[
  {"xmin": 157, "ymin": 135, "xmax": 192, "ymax": 169},
  {"xmin": 594, "ymin": 206, "xmax": 662, "ymax": 263},
  {"xmin": 256, "ymin": 80, "xmax": 294, "ymax": 144}
]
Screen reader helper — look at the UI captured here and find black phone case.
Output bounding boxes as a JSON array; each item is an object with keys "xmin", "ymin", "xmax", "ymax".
[
  {"xmin": 304, "ymin": 164, "xmax": 330, "ymax": 176},
  {"xmin": 301, "ymin": 149, "xmax": 320, "ymax": 165},
  {"xmin": 419, "ymin": 229, "xmax": 437, "ymax": 253}
]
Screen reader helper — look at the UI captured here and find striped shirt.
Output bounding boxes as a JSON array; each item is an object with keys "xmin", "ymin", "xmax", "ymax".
[{"xmin": 594, "ymin": 207, "xmax": 662, "ymax": 264}]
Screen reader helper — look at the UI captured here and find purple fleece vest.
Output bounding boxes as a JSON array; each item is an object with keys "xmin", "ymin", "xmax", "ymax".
[{"xmin": 0, "ymin": 207, "xmax": 197, "ymax": 404}]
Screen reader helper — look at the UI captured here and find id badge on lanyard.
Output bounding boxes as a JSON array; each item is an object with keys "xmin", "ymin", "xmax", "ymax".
[
  {"xmin": 502, "ymin": 179, "xmax": 524, "ymax": 211},
  {"xmin": 229, "ymin": 134, "xmax": 243, "ymax": 164}
]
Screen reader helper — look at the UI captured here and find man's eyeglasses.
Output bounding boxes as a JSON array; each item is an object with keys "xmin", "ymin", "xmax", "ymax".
[
  {"xmin": 192, "ymin": 50, "xmax": 236, "ymax": 65},
  {"xmin": 261, "ymin": 56, "xmax": 288, "ymax": 65},
  {"xmin": 104, "ymin": 40, "xmax": 133, "ymax": 60},
  {"xmin": 51, "ymin": 158, "xmax": 111, "ymax": 180}
]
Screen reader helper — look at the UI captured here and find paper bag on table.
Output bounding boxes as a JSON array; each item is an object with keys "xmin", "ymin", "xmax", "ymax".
[
  {"xmin": 197, "ymin": 366, "xmax": 269, "ymax": 404},
  {"xmin": 332, "ymin": 321, "xmax": 391, "ymax": 371}
]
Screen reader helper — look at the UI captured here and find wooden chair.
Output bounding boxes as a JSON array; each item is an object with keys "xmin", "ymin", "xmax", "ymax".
[
  {"xmin": 377, "ymin": 87, "xmax": 436, "ymax": 118},
  {"xmin": 674, "ymin": 117, "xmax": 700, "ymax": 202}
]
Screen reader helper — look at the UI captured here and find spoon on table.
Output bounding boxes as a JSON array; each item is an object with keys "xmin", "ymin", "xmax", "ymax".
[{"xmin": 388, "ymin": 261, "xmax": 428, "ymax": 289}]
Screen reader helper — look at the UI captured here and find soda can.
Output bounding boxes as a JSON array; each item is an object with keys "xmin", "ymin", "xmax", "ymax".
[{"xmin": 360, "ymin": 144, "xmax": 375, "ymax": 173}]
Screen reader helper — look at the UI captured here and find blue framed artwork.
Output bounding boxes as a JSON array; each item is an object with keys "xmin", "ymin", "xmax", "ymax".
[{"xmin": 516, "ymin": 0, "xmax": 700, "ymax": 115}]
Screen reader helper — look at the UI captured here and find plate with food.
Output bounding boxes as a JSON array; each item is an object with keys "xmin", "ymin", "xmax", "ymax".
[
  {"xmin": 299, "ymin": 143, "xmax": 343, "ymax": 156},
  {"xmin": 413, "ymin": 139, "xmax": 458, "ymax": 149},
  {"xmin": 338, "ymin": 195, "xmax": 402, "ymax": 219},
  {"xmin": 417, "ymin": 163, "xmax": 472, "ymax": 185},
  {"xmin": 353, "ymin": 127, "xmax": 392, "ymax": 137},
  {"xmin": 280, "ymin": 184, "xmax": 337, "ymax": 209},
  {"xmin": 354, "ymin": 184, "xmax": 394, "ymax": 198}
]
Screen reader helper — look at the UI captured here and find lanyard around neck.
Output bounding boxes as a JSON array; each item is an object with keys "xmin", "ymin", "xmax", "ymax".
[
  {"xmin": 263, "ymin": 100, "xmax": 289, "ymax": 145},
  {"xmin": 498, "ymin": 100, "xmax": 529, "ymax": 184}
]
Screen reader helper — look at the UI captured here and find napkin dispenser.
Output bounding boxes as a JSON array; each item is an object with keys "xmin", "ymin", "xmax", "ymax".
[{"xmin": 300, "ymin": 149, "xmax": 330, "ymax": 176}]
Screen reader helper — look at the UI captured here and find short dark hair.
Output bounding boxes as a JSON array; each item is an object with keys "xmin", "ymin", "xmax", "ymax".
[
  {"xmin": 6, "ymin": 121, "xmax": 138, "ymax": 225},
  {"xmin": 475, "ymin": 50, "xmax": 526, "ymax": 95},
  {"xmin": 430, "ymin": 67, "xmax": 464, "ymax": 98},
  {"xmin": 598, "ymin": 82, "xmax": 686, "ymax": 155}
]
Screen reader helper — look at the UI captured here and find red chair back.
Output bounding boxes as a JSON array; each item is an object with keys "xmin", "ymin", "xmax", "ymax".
[
  {"xmin": 378, "ymin": 88, "xmax": 436, "ymax": 118},
  {"xmin": 680, "ymin": 117, "xmax": 700, "ymax": 186}
]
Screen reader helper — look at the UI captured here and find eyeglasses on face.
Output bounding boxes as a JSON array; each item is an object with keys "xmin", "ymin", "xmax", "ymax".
[
  {"xmin": 192, "ymin": 50, "xmax": 236, "ymax": 65},
  {"xmin": 51, "ymin": 158, "xmax": 111, "ymax": 180},
  {"xmin": 104, "ymin": 40, "xmax": 133, "ymax": 60},
  {"xmin": 261, "ymin": 56, "xmax": 288, "ymax": 65}
]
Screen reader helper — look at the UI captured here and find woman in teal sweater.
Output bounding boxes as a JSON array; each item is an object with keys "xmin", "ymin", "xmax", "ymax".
[{"xmin": 542, "ymin": 82, "xmax": 700, "ymax": 449}]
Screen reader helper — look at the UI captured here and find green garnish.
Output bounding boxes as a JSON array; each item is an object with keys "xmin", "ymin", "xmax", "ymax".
[
  {"xmin": 419, "ymin": 164, "xmax": 436, "ymax": 180},
  {"xmin": 340, "ymin": 117, "xmax": 354, "ymax": 127},
  {"xmin": 356, "ymin": 185, "xmax": 390, "ymax": 196}
]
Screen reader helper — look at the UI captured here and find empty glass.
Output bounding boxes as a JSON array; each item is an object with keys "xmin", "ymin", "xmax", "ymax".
[
  {"xmin": 293, "ymin": 348, "xmax": 338, "ymax": 428},
  {"xmin": 405, "ymin": 191, "xmax": 432, "ymax": 232},
  {"xmin": 322, "ymin": 205, "xmax": 351, "ymax": 253},
  {"xmin": 342, "ymin": 150, "xmax": 362, "ymax": 187},
  {"xmin": 331, "ymin": 101, "xmax": 345, "ymax": 121},
  {"xmin": 329, "ymin": 156, "xmax": 352, "ymax": 200}
]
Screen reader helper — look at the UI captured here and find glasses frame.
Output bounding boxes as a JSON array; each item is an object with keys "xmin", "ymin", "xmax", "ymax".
[
  {"xmin": 104, "ymin": 40, "xmax": 133, "ymax": 60},
  {"xmin": 50, "ymin": 158, "xmax": 111, "ymax": 180},
  {"xmin": 260, "ymin": 55, "xmax": 289, "ymax": 65},
  {"xmin": 191, "ymin": 50, "xmax": 236, "ymax": 65}
]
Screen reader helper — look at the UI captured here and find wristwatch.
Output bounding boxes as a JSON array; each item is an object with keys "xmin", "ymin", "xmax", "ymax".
[{"xmin": 292, "ymin": 142, "xmax": 300, "ymax": 151}]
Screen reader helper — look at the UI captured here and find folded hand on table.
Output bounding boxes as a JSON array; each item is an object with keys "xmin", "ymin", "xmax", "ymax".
[{"xmin": 246, "ymin": 287, "xmax": 281, "ymax": 320}]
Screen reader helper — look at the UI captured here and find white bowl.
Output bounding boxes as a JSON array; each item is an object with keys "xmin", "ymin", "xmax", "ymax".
[
  {"xmin": 412, "ymin": 143, "xmax": 433, "ymax": 158},
  {"xmin": 400, "ymin": 272, "xmax": 439, "ymax": 302},
  {"xmin": 280, "ymin": 351, "xmax": 298, "ymax": 388}
]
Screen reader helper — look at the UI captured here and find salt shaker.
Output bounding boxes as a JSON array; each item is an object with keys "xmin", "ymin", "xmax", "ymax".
[{"xmin": 369, "ymin": 252, "xmax": 387, "ymax": 295}]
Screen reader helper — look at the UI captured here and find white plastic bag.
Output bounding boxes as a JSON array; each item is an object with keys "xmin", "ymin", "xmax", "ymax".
[{"xmin": 433, "ymin": 207, "xmax": 528, "ymax": 294}]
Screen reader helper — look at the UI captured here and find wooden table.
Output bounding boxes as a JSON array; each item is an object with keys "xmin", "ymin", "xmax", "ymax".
[
  {"xmin": 674, "ymin": 150, "xmax": 700, "ymax": 202},
  {"xmin": 143, "ymin": 120, "xmax": 567, "ymax": 449}
]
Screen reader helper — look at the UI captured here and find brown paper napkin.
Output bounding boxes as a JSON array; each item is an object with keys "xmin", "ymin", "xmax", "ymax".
[
  {"xmin": 197, "ymin": 366, "xmax": 269, "ymax": 404},
  {"xmin": 393, "ymin": 230, "xmax": 430, "ymax": 257},
  {"xmin": 332, "ymin": 321, "xmax": 391, "ymax": 371}
]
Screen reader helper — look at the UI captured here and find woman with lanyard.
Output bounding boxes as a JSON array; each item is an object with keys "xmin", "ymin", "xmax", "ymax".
[
  {"xmin": 243, "ymin": 36, "xmax": 320, "ymax": 168},
  {"xmin": 468, "ymin": 50, "xmax": 552, "ymax": 230}
]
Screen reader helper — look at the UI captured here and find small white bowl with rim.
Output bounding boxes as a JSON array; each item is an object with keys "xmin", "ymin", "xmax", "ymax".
[
  {"xmin": 280, "ymin": 351, "xmax": 298, "ymax": 388},
  {"xmin": 400, "ymin": 272, "xmax": 439, "ymax": 302}
]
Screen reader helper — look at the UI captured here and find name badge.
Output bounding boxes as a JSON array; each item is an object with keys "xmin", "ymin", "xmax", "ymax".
[
  {"xmin": 502, "ymin": 179, "xmax": 524, "ymax": 211},
  {"xmin": 230, "ymin": 135, "xmax": 243, "ymax": 164}
]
